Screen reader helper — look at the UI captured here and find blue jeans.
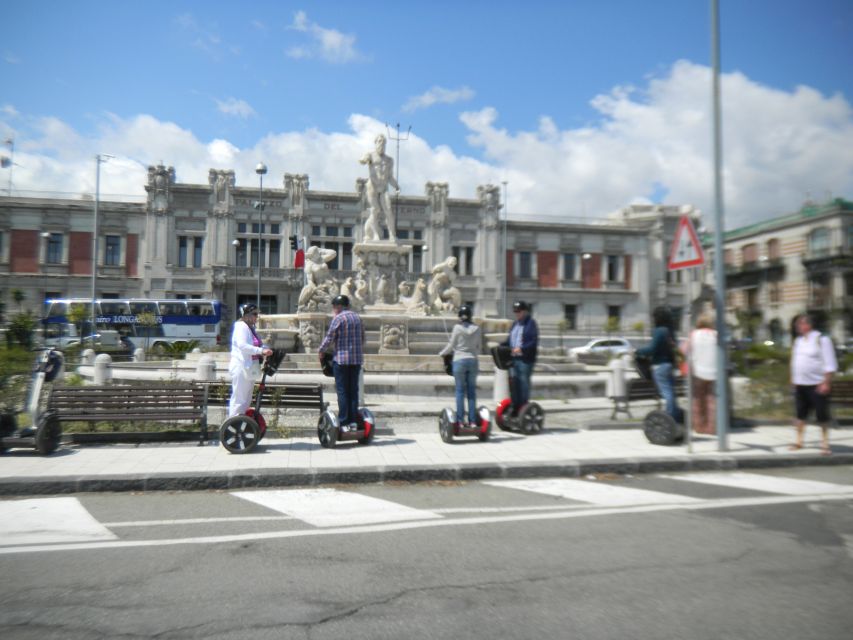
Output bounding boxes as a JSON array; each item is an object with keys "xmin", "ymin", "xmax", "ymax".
[
  {"xmin": 510, "ymin": 358, "xmax": 533, "ymax": 411},
  {"xmin": 332, "ymin": 362, "xmax": 361, "ymax": 426},
  {"xmin": 452, "ymin": 358, "xmax": 478, "ymax": 424},
  {"xmin": 652, "ymin": 362, "xmax": 683, "ymax": 422}
]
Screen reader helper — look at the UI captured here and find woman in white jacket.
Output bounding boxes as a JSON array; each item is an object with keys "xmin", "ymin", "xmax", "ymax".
[{"xmin": 228, "ymin": 304, "xmax": 272, "ymax": 418}]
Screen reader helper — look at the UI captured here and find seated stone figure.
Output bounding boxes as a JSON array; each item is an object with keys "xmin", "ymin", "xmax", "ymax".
[{"xmin": 427, "ymin": 256, "xmax": 462, "ymax": 314}]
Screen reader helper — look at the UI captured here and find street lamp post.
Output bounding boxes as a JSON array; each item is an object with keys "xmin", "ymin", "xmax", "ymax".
[
  {"xmin": 232, "ymin": 239, "xmax": 240, "ymax": 320},
  {"xmin": 40, "ymin": 232, "xmax": 50, "ymax": 310},
  {"xmin": 91, "ymin": 154, "xmax": 112, "ymax": 349},
  {"xmin": 582, "ymin": 253, "xmax": 592, "ymax": 338},
  {"xmin": 502, "ymin": 181, "xmax": 508, "ymax": 318},
  {"xmin": 255, "ymin": 163, "xmax": 267, "ymax": 310}
]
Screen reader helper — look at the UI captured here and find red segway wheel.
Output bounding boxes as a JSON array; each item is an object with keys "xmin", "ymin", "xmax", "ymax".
[
  {"xmin": 495, "ymin": 398, "xmax": 513, "ymax": 431},
  {"xmin": 245, "ymin": 408, "xmax": 267, "ymax": 440}
]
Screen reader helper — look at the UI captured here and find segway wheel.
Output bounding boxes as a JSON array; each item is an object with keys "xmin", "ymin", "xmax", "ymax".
[
  {"xmin": 357, "ymin": 408, "xmax": 375, "ymax": 445},
  {"xmin": 438, "ymin": 408, "xmax": 455, "ymax": 443},
  {"xmin": 35, "ymin": 411, "xmax": 62, "ymax": 455},
  {"xmin": 643, "ymin": 410, "xmax": 684, "ymax": 446},
  {"xmin": 318, "ymin": 412, "xmax": 339, "ymax": 449},
  {"xmin": 519, "ymin": 402, "xmax": 545, "ymax": 435},
  {"xmin": 219, "ymin": 415, "xmax": 261, "ymax": 454},
  {"xmin": 476, "ymin": 406, "xmax": 491, "ymax": 442},
  {"xmin": 495, "ymin": 398, "xmax": 513, "ymax": 432}
]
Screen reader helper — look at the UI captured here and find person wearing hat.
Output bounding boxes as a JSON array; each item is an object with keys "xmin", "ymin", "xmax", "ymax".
[
  {"xmin": 502, "ymin": 301, "xmax": 539, "ymax": 415},
  {"xmin": 318, "ymin": 295, "xmax": 366, "ymax": 430},
  {"xmin": 228, "ymin": 304, "xmax": 272, "ymax": 418},
  {"xmin": 439, "ymin": 305, "xmax": 483, "ymax": 428}
]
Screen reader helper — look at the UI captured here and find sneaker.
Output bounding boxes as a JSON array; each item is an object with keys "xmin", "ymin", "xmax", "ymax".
[{"xmin": 348, "ymin": 423, "xmax": 359, "ymax": 431}]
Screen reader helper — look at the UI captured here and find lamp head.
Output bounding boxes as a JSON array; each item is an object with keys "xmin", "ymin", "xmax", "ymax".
[{"xmin": 255, "ymin": 163, "xmax": 268, "ymax": 175}]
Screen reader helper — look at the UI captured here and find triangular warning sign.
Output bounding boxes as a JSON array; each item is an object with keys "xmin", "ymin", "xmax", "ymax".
[{"xmin": 668, "ymin": 215, "xmax": 705, "ymax": 270}]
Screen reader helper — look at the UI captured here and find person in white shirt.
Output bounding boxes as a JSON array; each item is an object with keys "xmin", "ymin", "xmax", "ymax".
[
  {"xmin": 688, "ymin": 312, "xmax": 718, "ymax": 434},
  {"xmin": 790, "ymin": 314, "xmax": 837, "ymax": 455},
  {"xmin": 228, "ymin": 304, "xmax": 272, "ymax": 418}
]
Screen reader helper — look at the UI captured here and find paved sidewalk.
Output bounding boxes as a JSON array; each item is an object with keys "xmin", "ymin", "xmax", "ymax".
[{"xmin": 1, "ymin": 397, "xmax": 851, "ymax": 495}]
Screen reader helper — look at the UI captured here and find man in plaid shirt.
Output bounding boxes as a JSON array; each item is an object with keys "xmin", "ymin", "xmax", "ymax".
[{"xmin": 318, "ymin": 295, "xmax": 365, "ymax": 428}]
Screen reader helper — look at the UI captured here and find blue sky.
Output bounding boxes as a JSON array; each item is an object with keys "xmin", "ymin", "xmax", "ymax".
[{"xmin": 2, "ymin": 0, "xmax": 852, "ymax": 229}]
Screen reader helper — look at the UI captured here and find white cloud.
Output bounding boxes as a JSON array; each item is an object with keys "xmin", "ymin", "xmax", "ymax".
[
  {"xmin": 214, "ymin": 97, "xmax": 257, "ymax": 119},
  {"xmin": 403, "ymin": 86, "xmax": 475, "ymax": 112},
  {"xmin": 2, "ymin": 61, "xmax": 851, "ymax": 229},
  {"xmin": 286, "ymin": 10, "xmax": 363, "ymax": 63}
]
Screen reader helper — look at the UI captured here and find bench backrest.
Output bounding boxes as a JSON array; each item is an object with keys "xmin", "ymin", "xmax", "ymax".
[
  {"xmin": 48, "ymin": 383, "xmax": 207, "ymax": 420},
  {"xmin": 269, "ymin": 383, "xmax": 326, "ymax": 410}
]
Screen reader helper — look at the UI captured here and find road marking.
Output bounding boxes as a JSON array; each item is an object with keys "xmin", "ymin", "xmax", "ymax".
[
  {"xmin": 0, "ymin": 497, "xmax": 117, "ymax": 546},
  {"xmin": 231, "ymin": 488, "xmax": 442, "ymax": 527},
  {"xmin": 103, "ymin": 516, "xmax": 295, "ymax": 527},
  {"xmin": 659, "ymin": 472, "xmax": 853, "ymax": 495},
  {"xmin": 483, "ymin": 478, "xmax": 702, "ymax": 506},
  {"xmin": 1, "ymin": 492, "xmax": 851, "ymax": 555}
]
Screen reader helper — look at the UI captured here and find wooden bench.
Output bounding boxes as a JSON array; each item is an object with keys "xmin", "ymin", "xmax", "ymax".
[
  {"xmin": 610, "ymin": 376, "xmax": 686, "ymax": 419},
  {"xmin": 265, "ymin": 383, "xmax": 328, "ymax": 415},
  {"xmin": 47, "ymin": 382, "xmax": 210, "ymax": 444},
  {"xmin": 831, "ymin": 378, "xmax": 853, "ymax": 408}
]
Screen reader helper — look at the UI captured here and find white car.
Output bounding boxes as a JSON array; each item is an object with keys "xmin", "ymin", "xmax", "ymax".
[{"xmin": 568, "ymin": 338, "xmax": 634, "ymax": 360}]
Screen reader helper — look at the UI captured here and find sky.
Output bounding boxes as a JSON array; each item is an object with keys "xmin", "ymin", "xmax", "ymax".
[{"xmin": 1, "ymin": 0, "xmax": 852, "ymax": 230}]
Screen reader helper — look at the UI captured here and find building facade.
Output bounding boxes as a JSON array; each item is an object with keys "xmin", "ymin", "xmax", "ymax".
[{"xmin": 1, "ymin": 164, "xmax": 703, "ymax": 341}]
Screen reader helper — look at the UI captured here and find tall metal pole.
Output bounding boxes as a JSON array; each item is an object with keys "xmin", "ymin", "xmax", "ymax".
[
  {"xmin": 4, "ymin": 138, "xmax": 13, "ymax": 195},
  {"xmin": 91, "ymin": 155, "xmax": 104, "ymax": 349},
  {"xmin": 232, "ymin": 239, "xmax": 240, "ymax": 320},
  {"xmin": 502, "ymin": 180, "xmax": 508, "ymax": 318},
  {"xmin": 255, "ymin": 162, "xmax": 267, "ymax": 310},
  {"xmin": 711, "ymin": 0, "xmax": 730, "ymax": 450},
  {"xmin": 386, "ymin": 123, "xmax": 411, "ymax": 237}
]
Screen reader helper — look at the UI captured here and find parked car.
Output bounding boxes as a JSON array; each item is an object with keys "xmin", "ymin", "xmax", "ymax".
[{"xmin": 568, "ymin": 337, "xmax": 634, "ymax": 361}]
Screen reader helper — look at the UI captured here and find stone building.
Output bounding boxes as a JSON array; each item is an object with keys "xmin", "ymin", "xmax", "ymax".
[{"xmin": 1, "ymin": 164, "xmax": 704, "ymax": 342}]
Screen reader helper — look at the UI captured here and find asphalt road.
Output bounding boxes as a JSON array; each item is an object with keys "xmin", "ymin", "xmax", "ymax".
[{"xmin": 2, "ymin": 466, "xmax": 852, "ymax": 639}]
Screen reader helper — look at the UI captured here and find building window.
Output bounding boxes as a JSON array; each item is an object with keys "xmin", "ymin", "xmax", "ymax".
[
  {"xmin": 414, "ymin": 229, "xmax": 423, "ymax": 240},
  {"xmin": 768, "ymin": 281, "xmax": 781, "ymax": 305},
  {"xmin": 312, "ymin": 225, "xmax": 321, "ymax": 236},
  {"xmin": 397, "ymin": 229, "xmax": 409, "ymax": 240},
  {"xmin": 809, "ymin": 228, "xmax": 830, "ymax": 258},
  {"xmin": 562, "ymin": 253, "xmax": 576, "ymax": 281},
  {"xmin": 178, "ymin": 237, "xmax": 188, "ymax": 267},
  {"xmin": 847, "ymin": 224, "xmax": 853, "ymax": 250},
  {"xmin": 270, "ymin": 223, "xmax": 280, "ymax": 235},
  {"xmin": 766, "ymin": 238, "xmax": 780, "ymax": 260},
  {"xmin": 269, "ymin": 239, "xmax": 280, "ymax": 269},
  {"xmin": 412, "ymin": 245, "xmax": 423, "ymax": 273},
  {"xmin": 326, "ymin": 226, "xmax": 338, "ymax": 236},
  {"xmin": 237, "ymin": 223, "xmax": 247, "ymax": 233},
  {"xmin": 343, "ymin": 226, "xmax": 353, "ymax": 238},
  {"xmin": 250, "ymin": 239, "xmax": 260, "ymax": 268},
  {"xmin": 606, "ymin": 255, "xmax": 621, "ymax": 282},
  {"xmin": 342, "ymin": 243, "xmax": 353, "ymax": 270},
  {"xmin": 724, "ymin": 249, "xmax": 733, "ymax": 265},
  {"xmin": 563, "ymin": 304, "xmax": 577, "ymax": 330},
  {"xmin": 46, "ymin": 233, "xmax": 63, "ymax": 264},
  {"xmin": 105, "ymin": 235, "xmax": 120, "ymax": 266},
  {"xmin": 451, "ymin": 247, "xmax": 461, "ymax": 273},
  {"xmin": 518, "ymin": 251, "xmax": 532, "ymax": 279},
  {"xmin": 608, "ymin": 306, "xmax": 621, "ymax": 325},
  {"xmin": 193, "ymin": 237, "xmax": 203, "ymax": 268},
  {"xmin": 464, "ymin": 247, "xmax": 474, "ymax": 275}
]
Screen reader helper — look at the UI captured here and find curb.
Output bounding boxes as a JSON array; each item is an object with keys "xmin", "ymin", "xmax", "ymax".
[{"xmin": 2, "ymin": 452, "xmax": 851, "ymax": 496}]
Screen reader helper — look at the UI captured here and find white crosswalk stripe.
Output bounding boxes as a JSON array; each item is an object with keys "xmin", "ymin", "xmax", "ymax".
[
  {"xmin": 658, "ymin": 471, "xmax": 853, "ymax": 495},
  {"xmin": 483, "ymin": 478, "xmax": 702, "ymax": 506},
  {"xmin": 232, "ymin": 488, "xmax": 443, "ymax": 527},
  {"xmin": 0, "ymin": 497, "xmax": 117, "ymax": 546}
]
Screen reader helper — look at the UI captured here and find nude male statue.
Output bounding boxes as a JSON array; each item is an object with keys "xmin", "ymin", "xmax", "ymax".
[{"xmin": 359, "ymin": 134, "xmax": 400, "ymax": 241}]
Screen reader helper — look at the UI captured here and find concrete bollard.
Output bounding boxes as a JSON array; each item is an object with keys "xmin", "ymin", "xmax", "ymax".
[
  {"xmin": 133, "ymin": 347, "xmax": 146, "ymax": 362},
  {"xmin": 493, "ymin": 366, "xmax": 510, "ymax": 404},
  {"xmin": 93, "ymin": 353, "xmax": 113, "ymax": 385},
  {"xmin": 195, "ymin": 355, "xmax": 216, "ymax": 381},
  {"xmin": 192, "ymin": 347, "xmax": 202, "ymax": 354},
  {"xmin": 610, "ymin": 355, "xmax": 627, "ymax": 399},
  {"xmin": 81, "ymin": 349, "xmax": 96, "ymax": 366}
]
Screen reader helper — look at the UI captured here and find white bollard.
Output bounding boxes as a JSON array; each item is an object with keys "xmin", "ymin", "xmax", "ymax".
[
  {"xmin": 610, "ymin": 355, "xmax": 627, "ymax": 399},
  {"xmin": 195, "ymin": 355, "xmax": 216, "ymax": 381},
  {"xmin": 82, "ymin": 348, "xmax": 96, "ymax": 366},
  {"xmin": 192, "ymin": 347, "xmax": 202, "ymax": 354},
  {"xmin": 133, "ymin": 347, "xmax": 146, "ymax": 362},
  {"xmin": 93, "ymin": 353, "xmax": 113, "ymax": 385},
  {"xmin": 493, "ymin": 366, "xmax": 510, "ymax": 404}
]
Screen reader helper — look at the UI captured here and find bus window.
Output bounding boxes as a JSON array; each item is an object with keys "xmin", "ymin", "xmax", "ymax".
[
  {"xmin": 46, "ymin": 302, "xmax": 68, "ymax": 318},
  {"xmin": 129, "ymin": 302, "xmax": 158, "ymax": 315},
  {"xmin": 100, "ymin": 301, "xmax": 130, "ymax": 315},
  {"xmin": 158, "ymin": 302, "xmax": 187, "ymax": 316},
  {"xmin": 196, "ymin": 302, "xmax": 214, "ymax": 316}
]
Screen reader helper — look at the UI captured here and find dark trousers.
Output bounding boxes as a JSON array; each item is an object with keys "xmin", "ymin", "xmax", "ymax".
[{"xmin": 333, "ymin": 362, "xmax": 361, "ymax": 426}]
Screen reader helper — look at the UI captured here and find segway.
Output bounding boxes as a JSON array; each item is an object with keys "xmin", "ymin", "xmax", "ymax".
[
  {"xmin": 219, "ymin": 348, "xmax": 287, "ymax": 454},
  {"xmin": 636, "ymin": 353, "xmax": 685, "ymax": 446},
  {"xmin": 437, "ymin": 354, "xmax": 491, "ymax": 443},
  {"xmin": 317, "ymin": 352, "xmax": 375, "ymax": 448},
  {"xmin": 491, "ymin": 345, "xmax": 545, "ymax": 434},
  {"xmin": 0, "ymin": 347, "xmax": 64, "ymax": 455}
]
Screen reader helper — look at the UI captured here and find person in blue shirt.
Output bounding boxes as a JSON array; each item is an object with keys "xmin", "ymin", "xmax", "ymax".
[
  {"xmin": 636, "ymin": 306, "xmax": 683, "ymax": 423},
  {"xmin": 318, "ymin": 295, "xmax": 365, "ymax": 429},
  {"xmin": 502, "ymin": 300, "xmax": 539, "ymax": 416}
]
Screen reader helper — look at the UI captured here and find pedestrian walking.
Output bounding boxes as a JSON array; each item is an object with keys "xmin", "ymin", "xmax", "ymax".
[
  {"xmin": 789, "ymin": 313, "xmax": 837, "ymax": 455},
  {"xmin": 228, "ymin": 304, "xmax": 272, "ymax": 418},
  {"xmin": 687, "ymin": 312, "xmax": 717, "ymax": 434},
  {"xmin": 439, "ymin": 305, "xmax": 483, "ymax": 428},
  {"xmin": 318, "ymin": 295, "xmax": 365, "ymax": 430}
]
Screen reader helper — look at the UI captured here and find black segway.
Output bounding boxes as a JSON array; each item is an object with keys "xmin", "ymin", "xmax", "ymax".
[
  {"xmin": 491, "ymin": 345, "xmax": 545, "ymax": 435},
  {"xmin": 636, "ymin": 354, "xmax": 685, "ymax": 446},
  {"xmin": 219, "ymin": 348, "xmax": 287, "ymax": 454},
  {"xmin": 0, "ymin": 348, "xmax": 64, "ymax": 455},
  {"xmin": 317, "ymin": 353, "xmax": 376, "ymax": 448},
  {"xmin": 437, "ymin": 354, "xmax": 491, "ymax": 443}
]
